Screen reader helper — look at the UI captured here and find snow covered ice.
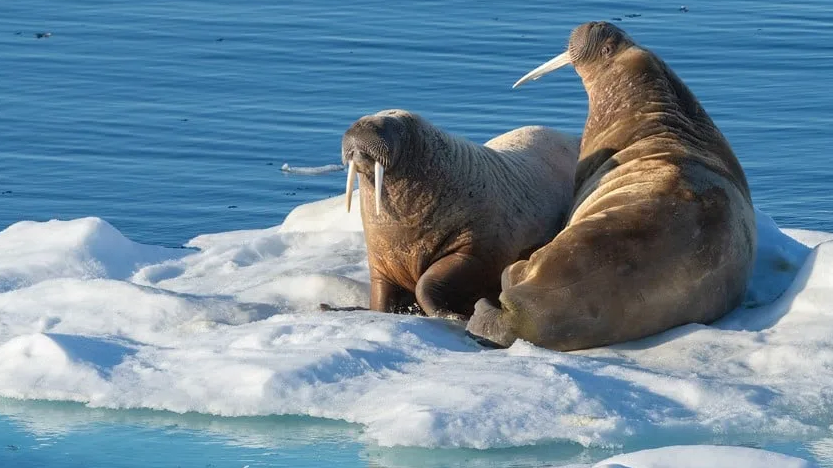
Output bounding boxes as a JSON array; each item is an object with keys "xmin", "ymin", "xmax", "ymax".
[{"xmin": 1, "ymin": 191, "xmax": 833, "ymax": 465}]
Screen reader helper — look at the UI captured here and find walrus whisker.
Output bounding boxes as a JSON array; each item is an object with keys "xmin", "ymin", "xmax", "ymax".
[
  {"xmin": 345, "ymin": 159, "xmax": 357, "ymax": 212},
  {"xmin": 374, "ymin": 161, "xmax": 384, "ymax": 216},
  {"xmin": 512, "ymin": 50, "xmax": 572, "ymax": 89}
]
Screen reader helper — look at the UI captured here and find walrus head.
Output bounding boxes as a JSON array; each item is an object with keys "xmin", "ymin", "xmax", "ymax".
[
  {"xmin": 513, "ymin": 22, "xmax": 749, "ymax": 193},
  {"xmin": 341, "ymin": 111, "xmax": 411, "ymax": 215},
  {"xmin": 512, "ymin": 21, "xmax": 636, "ymax": 89}
]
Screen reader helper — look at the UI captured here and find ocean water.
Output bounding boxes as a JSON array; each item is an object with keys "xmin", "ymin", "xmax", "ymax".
[
  {"xmin": 4, "ymin": 0, "xmax": 833, "ymax": 247},
  {"xmin": 2, "ymin": 0, "xmax": 833, "ymax": 467}
]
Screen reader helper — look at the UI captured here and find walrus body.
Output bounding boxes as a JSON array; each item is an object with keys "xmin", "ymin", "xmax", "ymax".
[
  {"xmin": 466, "ymin": 22, "xmax": 756, "ymax": 350},
  {"xmin": 342, "ymin": 109, "xmax": 578, "ymax": 318}
]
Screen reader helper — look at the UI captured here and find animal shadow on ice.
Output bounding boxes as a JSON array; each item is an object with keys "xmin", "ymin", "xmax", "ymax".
[
  {"xmin": 44, "ymin": 333, "xmax": 139, "ymax": 378},
  {"xmin": 555, "ymin": 360, "xmax": 698, "ymax": 424},
  {"xmin": 717, "ymin": 241, "xmax": 823, "ymax": 332},
  {"xmin": 263, "ymin": 346, "xmax": 415, "ymax": 388}
]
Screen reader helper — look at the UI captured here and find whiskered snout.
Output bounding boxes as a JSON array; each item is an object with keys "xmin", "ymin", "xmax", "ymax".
[
  {"xmin": 342, "ymin": 115, "xmax": 400, "ymax": 216},
  {"xmin": 342, "ymin": 148, "xmax": 384, "ymax": 216}
]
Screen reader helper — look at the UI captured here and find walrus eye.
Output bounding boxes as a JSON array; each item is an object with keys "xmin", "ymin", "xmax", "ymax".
[{"xmin": 601, "ymin": 44, "xmax": 613, "ymax": 57}]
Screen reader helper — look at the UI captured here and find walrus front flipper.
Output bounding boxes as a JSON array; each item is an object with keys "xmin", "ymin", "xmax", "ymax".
[
  {"xmin": 415, "ymin": 253, "xmax": 495, "ymax": 321},
  {"xmin": 370, "ymin": 276, "xmax": 417, "ymax": 314},
  {"xmin": 465, "ymin": 298, "xmax": 516, "ymax": 348}
]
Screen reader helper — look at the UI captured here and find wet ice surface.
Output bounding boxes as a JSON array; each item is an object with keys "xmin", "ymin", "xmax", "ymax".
[{"xmin": 1, "ymin": 193, "xmax": 831, "ymax": 468}]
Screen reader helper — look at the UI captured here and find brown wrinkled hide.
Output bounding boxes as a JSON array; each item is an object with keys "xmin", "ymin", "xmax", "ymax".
[
  {"xmin": 467, "ymin": 22, "xmax": 756, "ymax": 350},
  {"xmin": 342, "ymin": 109, "xmax": 578, "ymax": 318}
]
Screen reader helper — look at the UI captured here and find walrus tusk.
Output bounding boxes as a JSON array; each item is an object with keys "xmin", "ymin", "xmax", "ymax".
[
  {"xmin": 512, "ymin": 51, "xmax": 572, "ymax": 88},
  {"xmin": 374, "ymin": 161, "xmax": 384, "ymax": 216},
  {"xmin": 345, "ymin": 160, "xmax": 357, "ymax": 212}
]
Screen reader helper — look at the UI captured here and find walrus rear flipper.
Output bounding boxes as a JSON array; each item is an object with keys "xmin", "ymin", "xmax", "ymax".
[{"xmin": 465, "ymin": 298, "xmax": 516, "ymax": 348}]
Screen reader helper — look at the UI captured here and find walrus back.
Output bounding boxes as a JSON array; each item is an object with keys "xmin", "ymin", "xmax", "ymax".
[
  {"xmin": 484, "ymin": 125, "xmax": 579, "ymax": 180},
  {"xmin": 473, "ymin": 125, "xmax": 579, "ymax": 256}
]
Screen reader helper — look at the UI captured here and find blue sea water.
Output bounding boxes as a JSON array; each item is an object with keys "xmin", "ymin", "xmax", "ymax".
[
  {"xmin": 2, "ymin": 0, "xmax": 832, "ymax": 466},
  {"xmin": 0, "ymin": 398, "xmax": 825, "ymax": 468}
]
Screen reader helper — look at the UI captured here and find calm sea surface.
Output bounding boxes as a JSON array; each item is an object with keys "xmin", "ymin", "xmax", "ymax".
[
  {"xmin": 1, "ymin": 0, "xmax": 832, "ymax": 466},
  {"xmin": 3, "ymin": 0, "xmax": 832, "ymax": 246}
]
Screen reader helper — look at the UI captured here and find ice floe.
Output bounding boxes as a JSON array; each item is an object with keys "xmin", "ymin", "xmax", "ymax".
[{"xmin": 0, "ymin": 192, "xmax": 830, "ymax": 464}]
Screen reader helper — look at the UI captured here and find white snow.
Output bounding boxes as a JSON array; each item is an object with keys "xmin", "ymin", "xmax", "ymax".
[{"xmin": 0, "ymin": 192, "xmax": 829, "ymax": 467}]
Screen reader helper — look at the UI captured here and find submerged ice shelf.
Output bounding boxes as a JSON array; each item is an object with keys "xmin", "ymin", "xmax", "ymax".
[{"xmin": 1, "ymin": 192, "xmax": 833, "ymax": 459}]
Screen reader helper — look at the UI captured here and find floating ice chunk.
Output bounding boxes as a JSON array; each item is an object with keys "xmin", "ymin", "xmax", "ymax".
[
  {"xmin": 280, "ymin": 163, "xmax": 345, "ymax": 175},
  {"xmin": 591, "ymin": 445, "xmax": 815, "ymax": 468}
]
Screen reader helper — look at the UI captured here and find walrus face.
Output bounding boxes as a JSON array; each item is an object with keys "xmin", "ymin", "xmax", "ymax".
[
  {"xmin": 512, "ymin": 21, "xmax": 635, "ymax": 88},
  {"xmin": 341, "ymin": 112, "xmax": 409, "ymax": 215}
]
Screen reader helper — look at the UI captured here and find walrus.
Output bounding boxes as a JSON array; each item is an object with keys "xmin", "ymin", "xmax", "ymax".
[
  {"xmin": 466, "ymin": 22, "xmax": 757, "ymax": 350},
  {"xmin": 341, "ymin": 109, "xmax": 578, "ymax": 319}
]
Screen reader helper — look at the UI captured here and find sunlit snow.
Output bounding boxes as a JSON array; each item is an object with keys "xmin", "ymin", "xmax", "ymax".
[{"xmin": 1, "ymin": 191, "xmax": 831, "ymax": 466}]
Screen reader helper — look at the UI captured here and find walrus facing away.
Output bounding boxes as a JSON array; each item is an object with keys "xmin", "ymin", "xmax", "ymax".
[
  {"xmin": 342, "ymin": 109, "xmax": 578, "ymax": 319},
  {"xmin": 466, "ymin": 22, "xmax": 757, "ymax": 350}
]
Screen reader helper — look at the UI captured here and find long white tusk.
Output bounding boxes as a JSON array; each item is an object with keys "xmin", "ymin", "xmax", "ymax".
[
  {"xmin": 512, "ymin": 50, "xmax": 572, "ymax": 89},
  {"xmin": 374, "ymin": 161, "xmax": 384, "ymax": 216},
  {"xmin": 345, "ymin": 160, "xmax": 357, "ymax": 212}
]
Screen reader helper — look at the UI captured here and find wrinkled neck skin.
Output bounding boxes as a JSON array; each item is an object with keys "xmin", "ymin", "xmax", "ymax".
[{"xmin": 575, "ymin": 46, "xmax": 751, "ymax": 201}]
